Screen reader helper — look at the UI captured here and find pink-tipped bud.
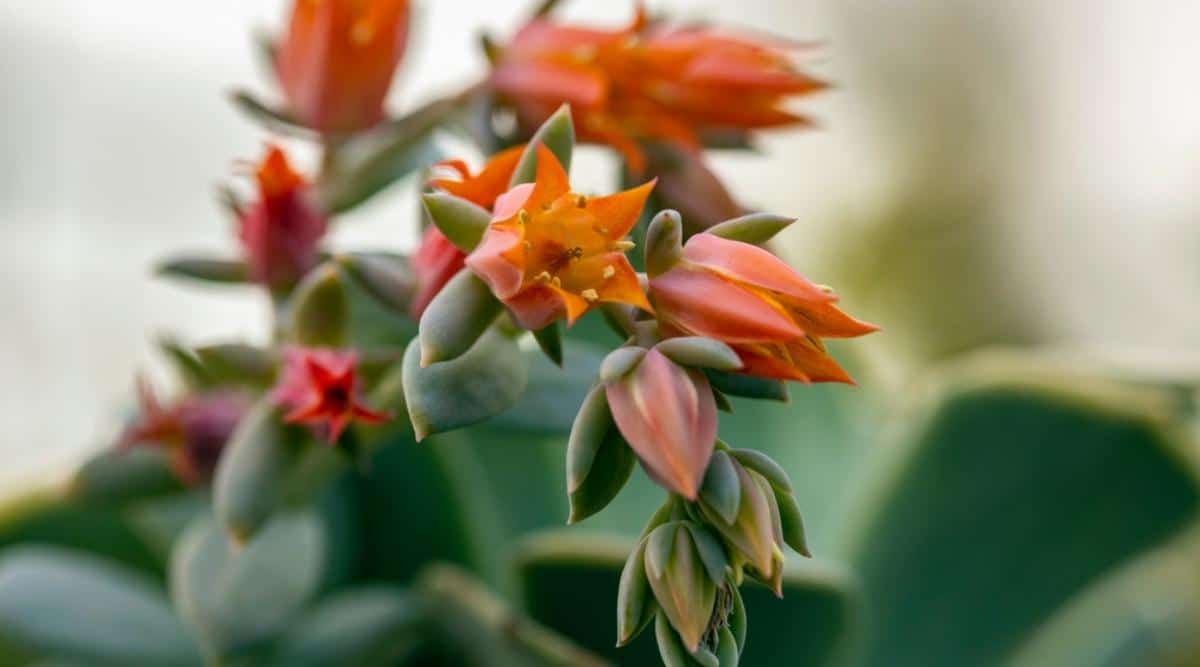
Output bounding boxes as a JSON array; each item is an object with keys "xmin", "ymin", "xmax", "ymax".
[{"xmin": 605, "ymin": 347, "xmax": 717, "ymax": 499}]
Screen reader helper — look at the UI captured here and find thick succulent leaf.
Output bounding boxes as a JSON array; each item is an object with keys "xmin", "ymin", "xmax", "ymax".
[
  {"xmin": 270, "ymin": 587, "xmax": 424, "ymax": 667},
  {"xmin": 836, "ymin": 356, "xmax": 1200, "ymax": 667},
  {"xmin": 228, "ymin": 89, "xmax": 312, "ymax": 139},
  {"xmin": 565, "ymin": 385, "xmax": 636, "ymax": 524},
  {"xmin": 69, "ymin": 448, "xmax": 183, "ymax": 507},
  {"xmin": 0, "ymin": 547, "xmax": 200, "ymax": 666},
  {"xmin": 0, "ymin": 493, "xmax": 163, "ymax": 578},
  {"xmin": 403, "ymin": 329, "xmax": 528, "ymax": 440},
  {"xmin": 515, "ymin": 530, "xmax": 861, "ymax": 666},
  {"xmin": 699, "ymin": 451, "xmax": 742, "ymax": 526},
  {"xmin": 416, "ymin": 563, "xmax": 606, "ymax": 666},
  {"xmin": 193, "ymin": 343, "xmax": 278, "ymax": 388},
  {"xmin": 656, "ymin": 337, "xmax": 742, "ymax": 373},
  {"xmin": 156, "ymin": 256, "xmax": 249, "ymax": 285},
  {"xmin": 213, "ymin": 401, "xmax": 304, "ymax": 543},
  {"xmin": 418, "ymin": 270, "xmax": 503, "ymax": 366},
  {"xmin": 316, "ymin": 100, "xmax": 449, "ymax": 214},
  {"xmin": 336, "ymin": 252, "xmax": 415, "ymax": 316},
  {"xmin": 169, "ymin": 512, "xmax": 327, "ymax": 659},
  {"xmin": 422, "ymin": 193, "xmax": 492, "ymax": 252},
  {"xmin": 355, "ymin": 431, "xmax": 503, "ymax": 585},
  {"xmin": 532, "ymin": 321, "xmax": 564, "ymax": 367},
  {"xmin": 705, "ymin": 214, "xmax": 796, "ymax": 246},
  {"xmin": 288, "ymin": 263, "xmax": 349, "ymax": 348},
  {"xmin": 703, "ymin": 370, "xmax": 788, "ymax": 403},
  {"xmin": 1010, "ymin": 532, "xmax": 1200, "ymax": 667},
  {"xmin": 509, "ymin": 105, "xmax": 575, "ymax": 187}
]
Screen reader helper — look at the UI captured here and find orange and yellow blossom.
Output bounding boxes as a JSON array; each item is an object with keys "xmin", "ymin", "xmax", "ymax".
[
  {"xmin": 465, "ymin": 145, "xmax": 655, "ymax": 330},
  {"xmin": 276, "ymin": 0, "xmax": 411, "ymax": 134},
  {"xmin": 489, "ymin": 7, "xmax": 826, "ymax": 171},
  {"xmin": 650, "ymin": 233, "xmax": 877, "ymax": 383}
]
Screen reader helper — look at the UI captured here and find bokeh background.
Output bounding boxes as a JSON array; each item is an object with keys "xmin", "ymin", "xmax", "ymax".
[{"xmin": 3, "ymin": 0, "xmax": 1199, "ymax": 504}]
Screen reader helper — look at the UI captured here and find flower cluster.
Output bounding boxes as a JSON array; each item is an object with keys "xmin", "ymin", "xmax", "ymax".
[{"xmin": 109, "ymin": 2, "xmax": 875, "ymax": 665}]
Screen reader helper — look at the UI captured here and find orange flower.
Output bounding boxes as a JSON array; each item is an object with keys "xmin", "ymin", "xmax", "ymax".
[
  {"xmin": 465, "ymin": 145, "xmax": 655, "ymax": 330},
  {"xmin": 490, "ymin": 8, "xmax": 826, "ymax": 171},
  {"xmin": 238, "ymin": 146, "xmax": 327, "ymax": 291},
  {"xmin": 410, "ymin": 146, "xmax": 527, "ymax": 318},
  {"xmin": 650, "ymin": 233, "xmax": 877, "ymax": 383},
  {"xmin": 272, "ymin": 347, "xmax": 390, "ymax": 443},
  {"xmin": 276, "ymin": 0, "xmax": 411, "ymax": 134}
]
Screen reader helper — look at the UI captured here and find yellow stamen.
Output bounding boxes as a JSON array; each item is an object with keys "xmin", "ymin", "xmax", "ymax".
[
  {"xmin": 551, "ymin": 276, "xmax": 562, "ymax": 288},
  {"xmin": 581, "ymin": 289, "xmax": 599, "ymax": 302},
  {"xmin": 602, "ymin": 265, "xmax": 616, "ymax": 279},
  {"xmin": 535, "ymin": 271, "xmax": 552, "ymax": 283},
  {"xmin": 518, "ymin": 210, "xmax": 530, "ymax": 225},
  {"xmin": 612, "ymin": 240, "xmax": 636, "ymax": 252}
]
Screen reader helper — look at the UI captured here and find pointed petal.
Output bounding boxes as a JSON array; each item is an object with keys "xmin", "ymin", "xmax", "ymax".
[
  {"xmin": 465, "ymin": 221, "xmax": 525, "ymax": 299},
  {"xmin": 587, "ymin": 179, "xmax": 657, "ymax": 240},
  {"xmin": 785, "ymin": 300, "xmax": 880, "ymax": 338},
  {"xmin": 503, "ymin": 284, "xmax": 565, "ymax": 330},
  {"xmin": 652, "ymin": 267, "xmax": 803, "ymax": 343},
  {"xmin": 683, "ymin": 233, "xmax": 834, "ymax": 303},
  {"xmin": 526, "ymin": 144, "xmax": 571, "ymax": 211}
]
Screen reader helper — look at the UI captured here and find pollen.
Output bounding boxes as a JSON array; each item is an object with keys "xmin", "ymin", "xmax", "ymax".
[
  {"xmin": 612, "ymin": 240, "xmax": 636, "ymax": 252},
  {"xmin": 581, "ymin": 289, "xmax": 599, "ymax": 302},
  {"xmin": 518, "ymin": 210, "xmax": 530, "ymax": 225},
  {"xmin": 602, "ymin": 265, "xmax": 616, "ymax": 279},
  {"xmin": 575, "ymin": 195, "xmax": 587, "ymax": 208},
  {"xmin": 551, "ymin": 276, "xmax": 562, "ymax": 288},
  {"xmin": 535, "ymin": 271, "xmax": 552, "ymax": 283}
]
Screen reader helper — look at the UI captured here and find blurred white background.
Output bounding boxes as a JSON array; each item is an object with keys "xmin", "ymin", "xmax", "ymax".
[{"xmin": 3, "ymin": 0, "xmax": 1200, "ymax": 490}]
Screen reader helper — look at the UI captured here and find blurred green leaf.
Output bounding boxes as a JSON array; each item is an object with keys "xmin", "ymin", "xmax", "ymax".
[
  {"xmin": 403, "ymin": 329, "xmax": 528, "ymax": 441},
  {"xmin": 288, "ymin": 263, "xmax": 350, "ymax": 348},
  {"xmin": 0, "ymin": 547, "xmax": 200, "ymax": 666},
  {"xmin": 418, "ymin": 270, "xmax": 503, "ymax": 367},
  {"xmin": 270, "ymin": 587, "xmax": 424, "ymax": 666},
  {"xmin": 169, "ymin": 512, "xmax": 328, "ymax": 660},
  {"xmin": 336, "ymin": 252, "xmax": 415, "ymax": 317},
  {"xmin": 156, "ymin": 256, "xmax": 249, "ymax": 286},
  {"xmin": 69, "ymin": 448, "xmax": 184, "ymax": 507},
  {"xmin": 514, "ymin": 531, "xmax": 861, "ymax": 666},
  {"xmin": 509, "ymin": 105, "xmax": 575, "ymax": 187},
  {"xmin": 213, "ymin": 401, "xmax": 304, "ymax": 543},
  {"xmin": 228, "ymin": 90, "xmax": 313, "ymax": 139},
  {"xmin": 837, "ymin": 355, "xmax": 1200, "ymax": 667}
]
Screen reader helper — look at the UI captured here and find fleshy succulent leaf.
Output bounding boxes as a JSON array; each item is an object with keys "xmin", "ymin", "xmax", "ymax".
[
  {"xmin": 418, "ymin": 270, "xmax": 504, "ymax": 367},
  {"xmin": 705, "ymin": 213, "xmax": 796, "ymax": 246},
  {"xmin": 421, "ymin": 193, "xmax": 492, "ymax": 252},
  {"xmin": 509, "ymin": 104, "xmax": 575, "ymax": 187}
]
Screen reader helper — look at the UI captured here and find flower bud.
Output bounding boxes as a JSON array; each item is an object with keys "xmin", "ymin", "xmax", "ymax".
[
  {"xmin": 698, "ymin": 455, "xmax": 780, "ymax": 579},
  {"xmin": 644, "ymin": 522, "xmax": 717, "ymax": 652},
  {"xmin": 238, "ymin": 146, "xmax": 327, "ymax": 292},
  {"xmin": 605, "ymin": 347, "xmax": 717, "ymax": 499},
  {"xmin": 644, "ymin": 210, "xmax": 684, "ymax": 278},
  {"xmin": 616, "ymin": 536, "xmax": 656, "ymax": 646},
  {"xmin": 288, "ymin": 263, "xmax": 349, "ymax": 348},
  {"xmin": 276, "ymin": 0, "xmax": 412, "ymax": 133},
  {"xmin": 706, "ymin": 212, "xmax": 797, "ymax": 246}
]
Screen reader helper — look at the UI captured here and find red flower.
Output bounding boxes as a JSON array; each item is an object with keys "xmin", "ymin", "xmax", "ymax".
[
  {"xmin": 410, "ymin": 145, "xmax": 527, "ymax": 318},
  {"xmin": 238, "ymin": 146, "xmax": 327, "ymax": 291},
  {"xmin": 465, "ymin": 145, "xmax": 654, "ymax": 330},
  {"xmin": 490, "ymin": 8, "xmax": 826, "ymax": 171},
  {"xmin": 271, "ymin": 347, "xmax": 389, "ymax": 442},
  {"xmin": 276, "ymin": 0, "xmax": 412, "ymax": 134},
  {"xmin": 119, "ymin": 379, "xmax": 249, "ymax": 485},
  {"xmin": 605, "ymin": 347, "xmax": 717, "ymax": 499},
  {"xmin": 650, "ymin": 233, "xmax": 878, "ymax": 383}
]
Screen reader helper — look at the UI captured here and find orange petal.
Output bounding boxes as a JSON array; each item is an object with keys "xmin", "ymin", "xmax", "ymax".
[
  {"xmin": 683, "ymin": 233, "xmax": 833, "ymax": 304},
  {"xmin": 651, "ymin": 266, "xmax": 803, "ymax": 343},
  {"xmin": 594, "ymin": 255, "xmax": 653, "ymax": 313},
  {"xmin": 785, "ymin": 301, "xmax": 879, "ymax": 339},
  {"xmin": 526, "ymin": 144, "xmax": 572, "ymax": 211},
  {"xmin": 587, "ymin": 179, "xmax": 657, "ymax": 240},
  {"xmin": 490, "ymin": 61, "xmax": 610, "ymax": 108},
  {"xmin": 503, "ymin": 284, "xmax": 565, "ymax": 330}
]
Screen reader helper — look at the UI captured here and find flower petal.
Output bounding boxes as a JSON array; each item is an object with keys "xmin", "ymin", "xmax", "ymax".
[
  {"xmin": 682, "ymin": 233, "xmax": 833, "ymax": 304},
  {"xmin": 466, "ymin": 221, "xmax": 525, "ymax": 299},
  {"xmin": 652, "ymin": 267, "xmax": 803, "ymax": 342},
  {"xmin": 587, "ymin": 179, "xmax": 657, "ymax": 240},
  {"xmin": 525, "ymin": 144, "xmax": 572, "ymax": 211}
]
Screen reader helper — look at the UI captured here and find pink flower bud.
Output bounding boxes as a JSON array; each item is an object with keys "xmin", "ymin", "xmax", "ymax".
[
  {"xmin": 238, "ymin": 146, "xmax": 327, "ymax": 291},
  {"xmin": 605, "ymin": 347, "xmax": 717, "ymax": 499}
]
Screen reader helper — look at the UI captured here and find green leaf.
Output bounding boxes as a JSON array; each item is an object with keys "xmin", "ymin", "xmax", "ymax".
[
  {"xmin": 499, "ymin": 338, "xmax": 597, "ymax": 433},
  {"xmin": 421, "ymin": 193, "xmax": 492, "ymax": 253},
  {"xmin": 699, "ymin": 451, "xmax": 742, "ymax": 526},
  {"xmin": 193, "ymin": 343, "xmax": 278, "ymax": 388},
  {"xmin": 288, "ymin": 263, "xmax": 350, "ymax": 348},
  {"xmin": 270, "ymin": 587, "xmax": 423, "ymax": 667},
  {"xmin": 705, "ymin": 213, "xmax": 796, "ymax": 246},
  {"xmin": 417, "ymin": 270, "xmax": 503, "ymax": 366},
  {"xmin": 336, "ymin": 252, "xmax": 415, "ymax": 316},
  {"xmin": 509, "ymin": 105, "xmax": 575, "ymax": 187},
  {"xmin": 403, "ymin": 328, "xmax": 528, "ymax": 441},
  {"xmin": 69, "ymin": 448, "xmax": 184, "ymax": 507},
  {"xmin": 644, "ymin": 210, "xmax": 684, "ymax": 278},
  {"xmin": 228, "ymin": 89, "xmax": 312, "ymax": 139},
  {"xmin": 836, "ymin": 357, "xmax": 1200, "ymax": 667},
  {"xmin": 0, "ymin": 494, "xmax": 163, "ymax": 579},
  {"xmin": 532, "ymin": 321, "xmax": 564, "ymax": 367},
  {"xmin": 703, "ymin": 370, "xmax": 788, "ymax": 403},
  {"xmin": 156, "ymin": 256, "xmax": 249, "ymax": 285},
  {"xmin": 169, "ymin": 512, "xmax": 327, "ymax": 659},
  {"xmin": 416, "ymin": 564, "xmax": 606, "ymax": 666},
  {"xmin": 515, "ymin": 531, "xmax": 861, "ymax": 666},
  {"xmin": 599, "ymin": 347, "xmax": 646, "ymax": 382},
  {"xmin": 317, "ymin": 100, "xmax": 448, "ymax": 214},
  {"xmin": 566, "ymin": 386, "xmax": 636, "ymax": 524},
  {"xmin": 213, "ymin": 400, "xmax": 303, "ymax": 543},
  {"xmin": 656, "ymin": 337, "xmax": 742, "ymax": 372},
  {"xmin": 0, "ymin": 547, "xmax": 200, "ymax": 666}
]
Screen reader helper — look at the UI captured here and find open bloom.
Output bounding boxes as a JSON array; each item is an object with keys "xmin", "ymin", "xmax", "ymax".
[
  {"xmin": 490, "ymin": 8, "xmax": 826, "ymax": 171},
  {"xmin": 410, "ymin": 146, "xmax": 527, "ymax": 318},
  {"xmin": 276, "ymin": 0, "xmax": 411, "ymax": 133},
  {"xmin": 272, "ymin": 347, "xmax": 389, "ymax": 442},
  {"xmin": 605, "ymin": 347, "xmax": 717, "ymax": 499},
  {"xmin": 465, "ymin": 145, "xmax": 654, "ymax": 330},
  {"xmin": 239, "ymin": 146, "xmax": 327, "ymax": 291},
  {"xmin": 119, "ymin": 379, "xmax": 249, "ymax": 485},
  {"xmin": 650, "ymin": 233, "xmax": 878, "ymax": 383}
]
